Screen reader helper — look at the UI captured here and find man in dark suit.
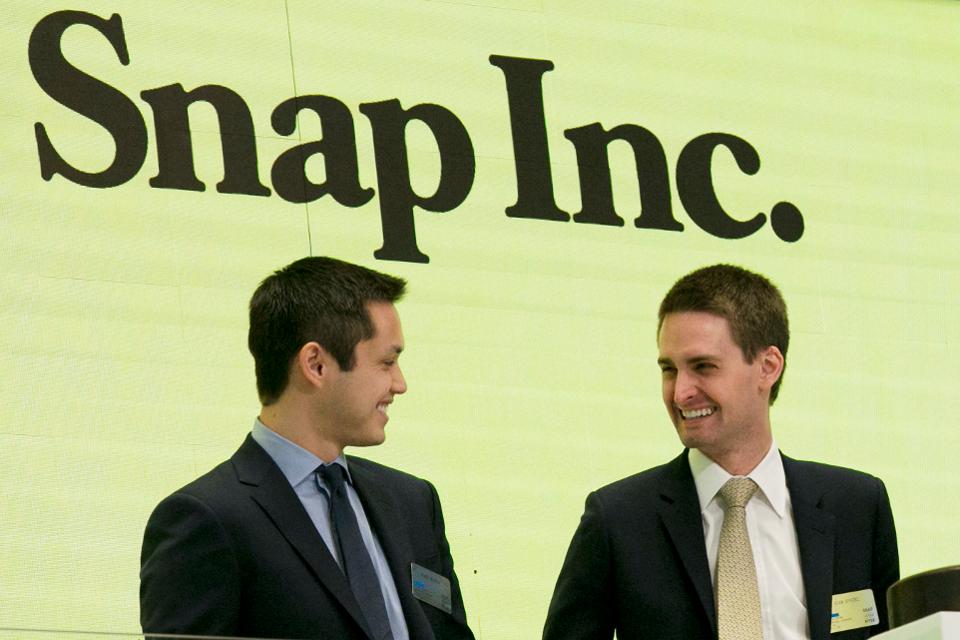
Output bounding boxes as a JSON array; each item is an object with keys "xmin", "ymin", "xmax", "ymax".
[
  {"xmin": 141, "ymin": 256, "xmax": 474, "ymax": 640},
  {"xmin": 543, "ymin": 264, "xmax": 898, "ymax": 640}
]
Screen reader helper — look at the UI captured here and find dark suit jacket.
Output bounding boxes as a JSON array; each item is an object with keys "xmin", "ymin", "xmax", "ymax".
[
  {"xmin": 542, "ymin": 450, "xmax": 899, "ymax": 640},
  {"xmin": 140, "ymin": 435, "xmax": 474, "ymax": 640}
]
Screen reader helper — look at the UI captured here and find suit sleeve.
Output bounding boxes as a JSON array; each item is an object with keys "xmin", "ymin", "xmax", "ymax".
[
  {"xmin": 870, "ymin": 477, "xmax": 899, "ymax": 634},
  {"xmin": 140, "ymin": 491, "xmax": 242, "ymax": 634},
  {"xmin": 543, "ymin": 492, "xmax": 616, "ymax": 640},
  {"xmin": 427, "ymin": 481, "xmax": 476, "ymax": 640}
]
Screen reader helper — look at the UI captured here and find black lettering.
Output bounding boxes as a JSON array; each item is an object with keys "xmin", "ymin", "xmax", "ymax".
[
  {"xmin": 769, "ymin": 201, "xmax": 804, "ymax": 242},
  {"xmin": 676, "ymin": 133, "xmax": 765, "ymax": 239},
  {"xmin": 270, "ymin": 95, "xmax": 373, "ymax": 206},
  {"xmin": 564, "ymin": 122, "xmax": 681, "ymax": 230},
  {"xmin": 489, "ymin": 55, "xmax": 568, "ymax": 222},
  {"xmin": 359, "ymin": 99, "xmax": 475, "ymax": 264},
  {"xmin": 140, "ymin": 84, "xmax": 269, "ymax": 196},
  {"xmin": 29, "ymin": 10, "xmax": 147, "ymax": 187}
]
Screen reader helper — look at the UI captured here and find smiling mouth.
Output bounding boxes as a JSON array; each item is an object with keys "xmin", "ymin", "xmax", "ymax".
[
  {"xmin": 377, "ymin": 402, "xmax": 390, "ymax": 415},
  {"xmin": 680, "ymin": 406, "xmax": 716, "ymax": 419}
]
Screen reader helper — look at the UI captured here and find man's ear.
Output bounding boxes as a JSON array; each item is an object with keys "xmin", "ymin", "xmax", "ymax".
[
  {"xmin": 293, "ymin": 342, "xmax": 336, "ymax": 390},
  {"xmin": 758, "ymin": 345, "xmax": 785, "ymax": 392}
]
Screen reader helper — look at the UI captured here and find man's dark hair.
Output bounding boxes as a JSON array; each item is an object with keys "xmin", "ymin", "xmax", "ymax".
[
  {"xmin": 248, "ymin": 256, "xmax": 406, "ymax": 405},
  {"xmin": 658, "ymin": 264, "xmax": 789, "ymax": 404}
]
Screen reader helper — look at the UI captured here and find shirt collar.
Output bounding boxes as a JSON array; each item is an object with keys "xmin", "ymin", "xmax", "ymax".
[
  {"xmin": 688, "ymin": 442, "xmax": 789, "ymax": 518},
  {"xmin": 251, "ymin": 418, "xmax": 351, "ymax": 487}
]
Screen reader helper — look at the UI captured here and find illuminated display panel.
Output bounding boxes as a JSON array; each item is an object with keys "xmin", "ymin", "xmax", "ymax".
[{"xmin": 1, "ymin": 1, "xmax": 959, "ymax": 638}]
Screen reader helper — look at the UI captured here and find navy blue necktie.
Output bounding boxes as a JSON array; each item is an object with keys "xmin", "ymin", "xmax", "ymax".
[{"xmin": 318, "ymin": 464, "xmax": 394, "ymax": 640}]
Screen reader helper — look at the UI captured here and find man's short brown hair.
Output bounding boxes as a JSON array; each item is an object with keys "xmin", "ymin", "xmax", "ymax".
[{"xmin": 658, "ymin": 264, "xmax": 789, "ymax": 404}]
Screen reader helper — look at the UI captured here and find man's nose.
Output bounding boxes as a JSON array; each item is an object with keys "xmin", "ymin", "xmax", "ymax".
[
  {"xmin": 392, "ymin": 365, "xmax": 407, "ymax": 395},
  {"xmin": 673, "ymin": 370, "xmax": 696, "ymax": 405}
]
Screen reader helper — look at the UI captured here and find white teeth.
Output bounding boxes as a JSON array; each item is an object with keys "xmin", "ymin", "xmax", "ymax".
[{"xmin": 681, "ymin": 407, "xmax": 715, "ymax": 419}]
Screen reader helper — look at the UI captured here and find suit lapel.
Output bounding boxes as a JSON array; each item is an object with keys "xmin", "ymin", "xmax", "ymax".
[
  {"xmin": 349, "ymin": 459, "xmax": 436, "ymax": 640},
  {"xmin": 656, "ymin": 451, "xmax": 717, "ymax": 634},
  {"xmin": 231, "ymin": 436, "xmax": 375, "ymax": 640},
  {"xmin": 783, "ymin": 455, "xmax": 836, "ymax": 640}
]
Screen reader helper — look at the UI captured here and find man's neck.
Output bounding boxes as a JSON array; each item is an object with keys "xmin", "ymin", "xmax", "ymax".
[
  {"xmin": 258, "ymin": 404, "xmax": 342, "ymax": 463},
  {"xmin": 702, "ymin": 434, "xmax": 773, "ymax": 476}
]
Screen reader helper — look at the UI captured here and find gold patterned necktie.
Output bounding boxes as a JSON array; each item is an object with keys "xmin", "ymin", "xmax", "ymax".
[{"xmin": 716, "ymin": 477, "xmax": 762, "ymax": 640}]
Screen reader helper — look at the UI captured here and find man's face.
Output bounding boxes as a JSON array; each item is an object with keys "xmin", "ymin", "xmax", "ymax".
[
  {"xmin": 323, "ymin": 301, "xmax": 407, "ymax": 450},
  {"xmin": 657, "ymin": 311, "xmax": 772, "ymax": 460}
]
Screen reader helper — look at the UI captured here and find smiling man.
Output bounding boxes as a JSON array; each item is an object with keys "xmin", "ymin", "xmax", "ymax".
[
  {"xmin": 543, "ymin": 264, "xmax": 899, "ymax": 640},
  {"xmin": 140, "ymin": 256, "xmax": 474, "ymax": 640}
]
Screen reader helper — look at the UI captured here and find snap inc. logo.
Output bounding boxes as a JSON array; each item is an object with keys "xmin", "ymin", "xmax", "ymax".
[{"xmin": 29, "ymin": 10, "xmax": 805, "ymax": 263}]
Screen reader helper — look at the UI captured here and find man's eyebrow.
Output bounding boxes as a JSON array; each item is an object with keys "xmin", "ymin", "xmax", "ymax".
[{"xmin": 657, "ymin": 354, "xmax": 716, "ymax": 366}]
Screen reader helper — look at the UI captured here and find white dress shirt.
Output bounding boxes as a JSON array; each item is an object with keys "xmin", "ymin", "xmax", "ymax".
[{"xmin": 689, "ymin": 443, "xmax": 810, "ymax": 640}]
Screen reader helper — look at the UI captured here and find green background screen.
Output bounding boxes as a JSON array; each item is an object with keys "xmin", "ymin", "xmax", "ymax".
[{"xmin": 2, "ymin": 2, "xmax": 958, "ymax": 638}]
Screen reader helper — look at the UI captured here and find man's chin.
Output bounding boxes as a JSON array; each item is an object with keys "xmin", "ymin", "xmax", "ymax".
[
  {"xmin": 347, "ymin": 430, "xmax": 387, "ymax": 448},
  {"xmin": 676, "ymin": 424, "xmax": 707, "ymax": 450}
]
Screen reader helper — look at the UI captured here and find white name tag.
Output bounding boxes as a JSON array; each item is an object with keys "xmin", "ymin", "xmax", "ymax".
[{"xmin": 831, "ymin": 588, "xmax": 879, "ymax": 634}]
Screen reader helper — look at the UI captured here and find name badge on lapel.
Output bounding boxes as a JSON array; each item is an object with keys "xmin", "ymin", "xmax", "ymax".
[
  {"xmin": 831, "ymin": 588, "xmax": 879, "ymax": 634},
  {"xmin": 411, "ymin": 563, "xmax": 452, "ymax": 614}
]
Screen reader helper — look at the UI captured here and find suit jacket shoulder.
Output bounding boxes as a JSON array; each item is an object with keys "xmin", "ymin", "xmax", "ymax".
[
  {"xmin": 782, "ymin": 454, "xmax": 899, "ymax": 639},
  {"xmin": 544, "ymin": 452, "xmax": 715, "ymax": 640},
  {"xmin": 590, "ymin": 455, "xmax": 686, "ymax": 508},
  {"xmin": 346, "ymin": 454, "xmax": 439, "ymax": 526},
  {"xmin": 544, "ymin": 451, "xmax": 899, "ymax": 640},
  {"xmin": 141, "ymin": 436, "xmax": 474, "ymax": 640},
  {"xmin": 783, "ymin": 455, "xmax": 886, "ymax": 495},
  {"xmin": 345, "ymin": 454, "xmax": 462, "ymax": 587}
]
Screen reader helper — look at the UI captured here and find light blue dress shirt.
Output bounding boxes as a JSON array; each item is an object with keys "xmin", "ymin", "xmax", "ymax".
[{"xmin": 251, "ymin": 419, "xmax": 410, "ymax": 640}]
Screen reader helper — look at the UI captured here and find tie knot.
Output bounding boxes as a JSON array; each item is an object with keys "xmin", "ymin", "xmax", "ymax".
[
  {"xmin": 319, "ymin": 463, "xmax": 348, "ymax": 492},
  {"xmin": 719, "ymin": 477, "xmax": 758, "ymax": 508}
]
